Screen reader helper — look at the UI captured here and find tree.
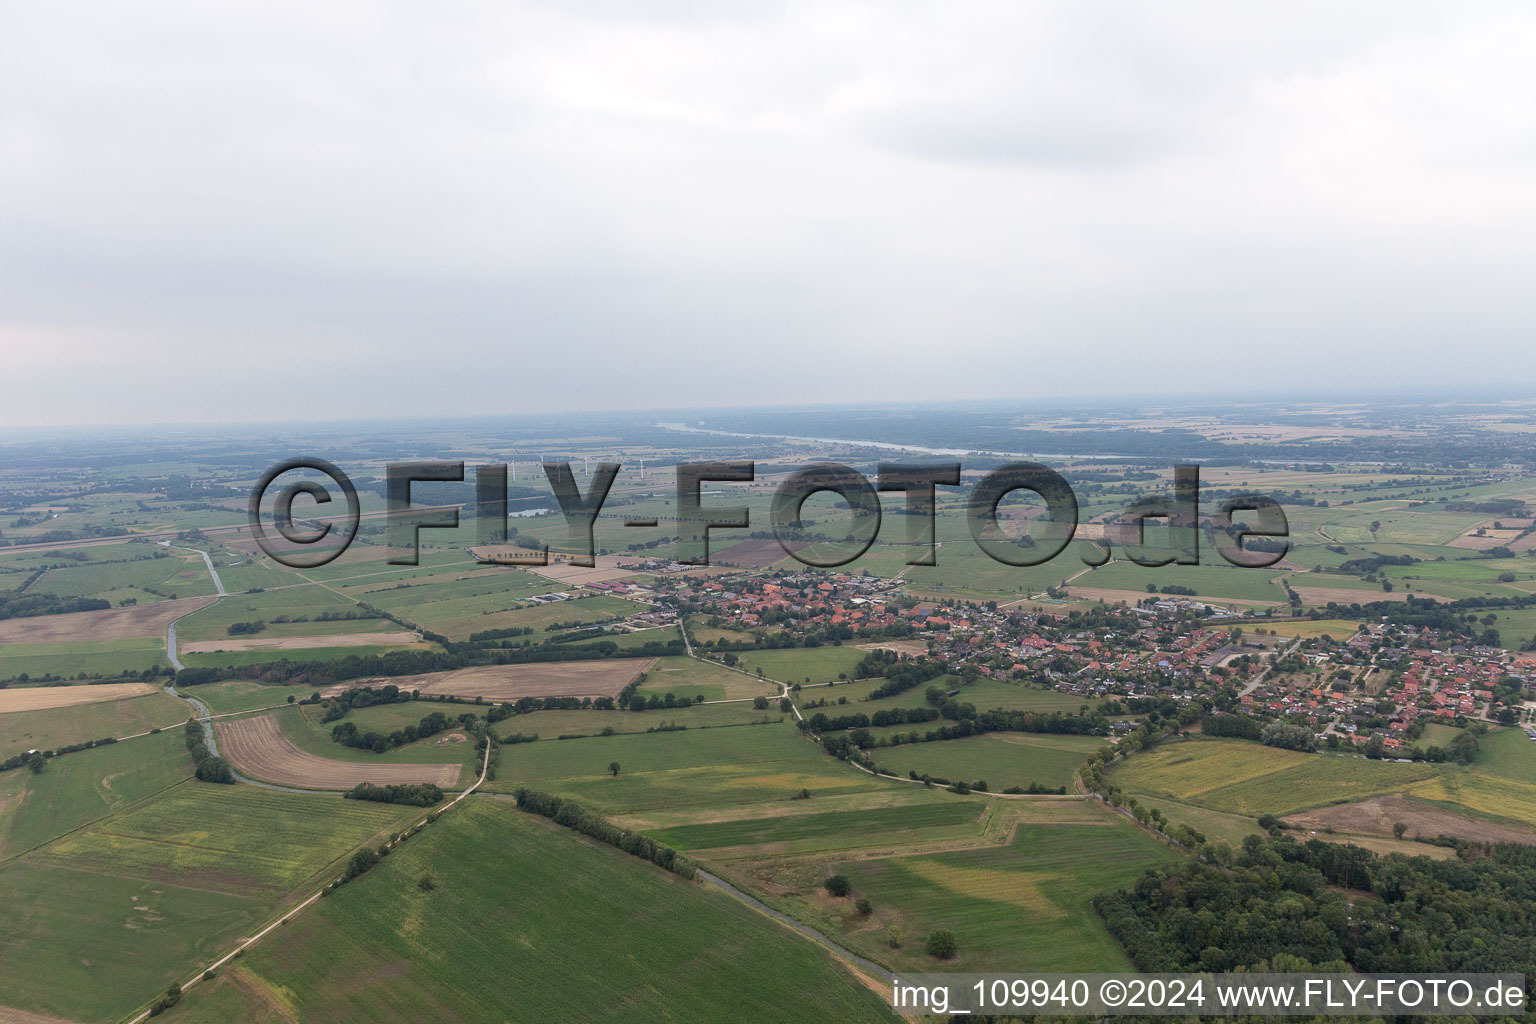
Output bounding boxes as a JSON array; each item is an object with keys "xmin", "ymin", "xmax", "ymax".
[
  {"xmin": 608, "ymin": 761, "xmax": 621, "ymax": 777},
  {"xmin": 855, "ymin": 897, "xmax": 873, "ymax": 915},
  {"xmin": 824, "ymin": 874, "xmax": 851, "ymax": 897},
  {"xmin": 752, "ymin": 695, "xmax": 769, "ymax": 710},
  {"xmin": 26, "ymin": 752, "xmax": 46, "ymax": 774},
  {"xmin": 1392, "ymin": 822, "xmax": 1408, "ymax": 839},
  {"xmin": 925, "ymin": 929, "xmax": 958, "ymax": 959}
]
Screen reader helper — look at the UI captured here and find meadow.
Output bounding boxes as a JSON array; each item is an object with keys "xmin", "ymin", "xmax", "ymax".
[
  {"xmin": 1110, "ymin": 737, "xmax": 1442, "ymax": 817},
  {"xmin": 0, "ymin": 858, "xmax": 266, "ymax": 1022},
  {"xmin": 733, "ymin": 800, "xmax": 1179, "ymax": 974},
  {"xmin": 0, "ymin": 637, "xmax": 170, "ymax": 678},
  {"xmin": 168, "ymin": 800, "xmax": 898, "ymax": 1024},
  {"xmin": 639, "ymin": 654, "xmax": 778, "ymax": 702},
  {"xmin": 0, "ymin": 729, "xmax": 191, "ymax": 859},
  {"xmin": 28, "ymin": 781, "xmax": 421, "ymax": 898},
  {"xmin": 869, "ymin": 733, "xmax": 1103, "ymax": 791},
  {"xmin": 485, "ymin": 719, "xmax": 894, "ymax": 815},
  {"xmin": 0, "ymin": 689, "xmax": 186, "ymax": 752}
]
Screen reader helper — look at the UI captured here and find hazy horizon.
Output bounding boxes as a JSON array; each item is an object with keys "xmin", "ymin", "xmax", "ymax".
[{"xmin": 5, "ymin": 1, "xmax": 1536, "ymax": 427}]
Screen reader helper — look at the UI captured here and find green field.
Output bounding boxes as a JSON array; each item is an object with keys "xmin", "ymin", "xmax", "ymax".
[
  {"xmin": 937, "ymin": 678, "xmax": 1097, "ymax": 714},
  {"xmin": 268, "ymin": 704, "xmax": 479, "ymax": 778},
  {"xmin": 170, "ymin": 799, "xmax": 897, "ymax": 1024},
  {"xmin": 365, "ymin": 579, "xmax": 637, "ymax": 639},
  {"xmin": 0, "ymin": 858, "xmax": 266, "ymax": 1022},
  {"xmin": 486, "ymin": 720, "xmax": 892, "ymax": 815},
  {"xmin": 29, "ymin": 781, "xmax": 420, "ymax": 898},
  {"xmin": 745, "ymin": 802, "xmax": 1180, "ymax": 973},
  {"xmin": 0, "ymin": 637, "xmax": 171, "ymax": 678},
  {"xmin": 497, "ymin": 702, "xmax": 787, "ymax": 739},
  {"xmin": 181, "ymin": 640, "xmax": 436, "ymax": 670},
  {"xmin": 181, "ymin": 680, "xmax": 322, "ymax": 715},
  {"xmin": 641, "ymin": 654, "xmax": 777, "ymax": 701},
  {"xmin": 870, "ymin": 733, "xmax": 1102, "ymax": 791},
  {"xmin": 173, "ymin": 585, "xmax": 380, "ymax": 642},
  {"xmin": 741, "ymin": 646, "xmax": 871, "ymax": 684},
  {"xmin": 1111, "ymin": 737, "xmax": 1441, "ymax": 817},
  {"xmin": 0, "ymin": 690, "xmax": 187, "ymax": 752},
  {"xmin": 650, "ymin": 800, "xmax": 985, "ymax": 852},
  {"xmin": 0, "ymin": 730, "xmax": 192, "ymax": 859}
]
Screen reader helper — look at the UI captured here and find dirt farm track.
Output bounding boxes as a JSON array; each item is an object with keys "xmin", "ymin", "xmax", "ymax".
[{"xmin": 216, "ymin": 714, "xmax": 462, "ymax": 789}]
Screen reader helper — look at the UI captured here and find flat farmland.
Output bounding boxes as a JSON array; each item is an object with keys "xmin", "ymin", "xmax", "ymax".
[
  {"xmin": 180, "ymin": 629, "xmax": 423, "ymax": 653},
  {"xmin": 171, "ymin": 585, "xmax": 371, "ymax": 642},
  {"xmin": 741, "ymin": 646, "xmax": 871, "ymax": 684},
  {"xmin": 0, "ymin": 859, "xmax": 265, "ymax": 1023},
  {"xmin": 649, "ymin": 800, "xmax": 987, "ymax": 856},
  {"xmin": 270, "ymin": 700, "xmax": 481, "ymax": 778},
  {"xmin": 0, "ymin": 637, "xmax": 171, "ymax": 679},
  {"xmin": 1251, "ymin": 619, "xmax": 1365, "ymax": 640},
  {"xmin": 0, "ymin": 729, "xmax": 192, "ymax": 859},
  {"xmin": 23, "ymin": 552, "xmax": 216, "ymax": 605},
  {"xmin": 737, "ymin": 803, "xmax": 1178, "ymax": 974},
  {"xmin": 399, "ymin": 658, "xmax": 656, "ymax": 700},
  {"xmin": 485, "ymin": 721, "xmax": 893, "ymax": 815},
  {"xmin": 937, "ymin": 679, "xmax": 1096, "ymax": 714},
  {"xmin": 640, "ymin": 655, "xmax": 773, "ymax": 701},
  {"xmin": 177, "ymin": 680, "xmax": 319, "ymax": 715},
  {"xmin": 0, "ymin": 690, "xmax": 186, "ymax": 753},
  {"xmin": 1111, "ymin": 738, "xmax": 1440, "ymax": 816},
  {"xmin": 493, "ymin": 703, "xmax": 785, "ymax": 738},
  {"xmin": 27, "ymin": 781, "xmax": 421, "ymax": 899},
  {"xmin": 181, "ymin": 640, "xmax": 437, "ymax": 671},
  {"xmin": 168, "ymin": 800, "xmax": 897, "ymax": 1024},
  {"xmin": 1285, "ymin": 792, "xmax": 1536, "ymax": 846},
  {"xmin": 217, "ymin": 715, "xmax": 462, "ymax": 789},
  {"xmin": 360, "ymin": 578, "xmax": 637, "ymax": 639},
  {"xmin": 870, "ymin": 733, "xmax": 1103, "ymax": 791},
  {"xmin": 0, "ymin": 595, "xmax": 216, "ymax": 643},
  {"xmin": 0, "ymin": 681, "xmax": 159, "ymax": 714}
]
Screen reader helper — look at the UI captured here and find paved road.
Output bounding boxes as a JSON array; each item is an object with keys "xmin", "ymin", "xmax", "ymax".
[{"xmin": 1239, "ymin": 637, "xmax": 1302, "ymax": 698}]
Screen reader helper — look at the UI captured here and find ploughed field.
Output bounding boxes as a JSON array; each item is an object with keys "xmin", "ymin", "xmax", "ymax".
[{"xmin": 216, "ymin": 715, "xmax": 462, "ymax": 789}]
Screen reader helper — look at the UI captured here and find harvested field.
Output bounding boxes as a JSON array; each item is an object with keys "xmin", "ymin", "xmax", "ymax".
[
  {"xmin": 711, "ymin": 539, "xmax": 803, "ymax": 568},
  {"xmin": 1284, "ymin": 793, "xmax": 1536, "ymax": 846},
  {"xmin": 0, "ymin": 682, "xmax": 158, "ymax": 714},
  {"xmin": 355, "ymin": 658, "xmax": 657, "ymax": 701},
  {"xmin": 216, "ymin": 715, "xmax": 460, "ymax": 789},
  {"xmin": 179, "ymin": 630, "xmax": 423, "ymax": 653},
  {"xmin": 0, "ymin": 596, "xmax": 217, "ymax": 644},
  {"xmin": 469, "ymin": 550, "xmax": 637, "ymax": 585},
  {"xmin": 1448, "ymin": 519, "xmax": 1532, "ymax": 551}
]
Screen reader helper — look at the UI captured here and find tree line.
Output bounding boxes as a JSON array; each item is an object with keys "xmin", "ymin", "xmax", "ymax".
[
  {"xmin": 184, "ymin": 720, "xmax": 233, "ymax": 783},
  {"xmin": 513, "ymin": 788, "xmax": 695, "ymax": 879}
]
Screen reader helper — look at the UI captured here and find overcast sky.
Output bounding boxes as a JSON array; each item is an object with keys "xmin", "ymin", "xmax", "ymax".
[{"xmin": 3, "ymin": 2, "xmax": 1534, "ymax": 426}]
